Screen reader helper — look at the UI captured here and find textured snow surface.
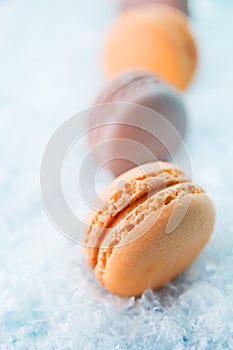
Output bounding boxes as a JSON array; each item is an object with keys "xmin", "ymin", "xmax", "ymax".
[{"xmin": 1, "ymin": 0, "xmax": 233, "ymax": 349}]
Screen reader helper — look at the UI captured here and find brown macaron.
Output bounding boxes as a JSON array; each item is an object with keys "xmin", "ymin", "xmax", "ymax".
[
  {"xmin": 87, "ymin": 70, "xmax": 187, "ymax": 176},
  {"xmin": 84, "ymin": 162, "xmax": 215, "ymax": 296},
  {"xmin": 119, "ymin": 0, "xmax": 189, "ymax": 15}
]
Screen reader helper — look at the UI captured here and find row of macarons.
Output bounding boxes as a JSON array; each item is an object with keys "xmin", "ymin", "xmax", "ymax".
[
  {"xmin": 87, "ymin": 0, "xmax": 196, "ymax": 176},
  {"xmin": 82, "ymin": 1, "xmax": 216, "ymax": 297}
]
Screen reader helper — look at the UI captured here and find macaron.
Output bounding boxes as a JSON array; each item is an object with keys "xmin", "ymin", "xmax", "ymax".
[
  {"xmin": 103, "ymin": 5, "xmax": 197, "ymax": 90},
  {"xmin": 87, "ymin": 70, "xmax": 187, "ymax": 176},
  {"xmin": 119, "ymin": 0, "xmax": 189, "ymax": 15},
  {"xmin": 84, "ymin": 162, "xmax": 215, "ymax": 296}
]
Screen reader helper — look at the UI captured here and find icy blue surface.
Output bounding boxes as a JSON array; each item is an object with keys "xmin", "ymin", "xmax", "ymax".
[{"xmin": 1, "ymin": 0, "xmax": 233, "ymax": 349}]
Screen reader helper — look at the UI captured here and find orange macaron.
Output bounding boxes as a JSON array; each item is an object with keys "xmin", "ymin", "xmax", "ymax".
[
  {"xmin": 103, "ymin": 5, "xmax": 197, "ymax": 90},
  {"xmin": 84, "ymin": 162, "xmax": 215, "ymax": 296}
]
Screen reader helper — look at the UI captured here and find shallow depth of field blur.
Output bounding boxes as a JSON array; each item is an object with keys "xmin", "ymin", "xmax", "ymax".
[{"xmin": 1, "ymin": 0, "xmax": 233, "ymax": 349}]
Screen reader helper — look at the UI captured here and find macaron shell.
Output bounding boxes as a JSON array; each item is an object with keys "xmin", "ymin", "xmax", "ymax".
[
  {"xmin": 94, "ymin": 70, "xmax": 161, "ymax": 105},
  {"xmin": 119, "ymin": 0, "xmax": 189, "ymax": 15},
  {"xmin": 87, "ymin": 162, "xmax": 181, "ymax": 212},
  {"xmin": 133, "ymin": 83, "xmax": 187, "ymax": 138},
  {"xmin": 104, "ymin": 12, "xmax": 178, "ymax": 83},
  {"xmin": 85, "ymin": 161, "xmax": 186, "ymax": 229},
  {"xmin": 103, "ymin": 5, "xmax": 197, "ymax": 89},
  {"xmin": 95, "ymin": 193, "xmax": 215, "ymax": 296},
  {"xmin": 93, "ymin": 70, "xmax": 187, "ymax": 136},
  {"xmin": 156, "ymin": 7, "xmax": 197, "ymax": 88}
]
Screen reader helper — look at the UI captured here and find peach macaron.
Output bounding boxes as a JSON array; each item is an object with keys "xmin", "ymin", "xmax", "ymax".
[
  {"xmin": 84, "ymin": 162, "xmax": 215, "ymax": 296},
  {"xmin": 103, "ymin": 5, "xmax": 197, "ymax": 90}
]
